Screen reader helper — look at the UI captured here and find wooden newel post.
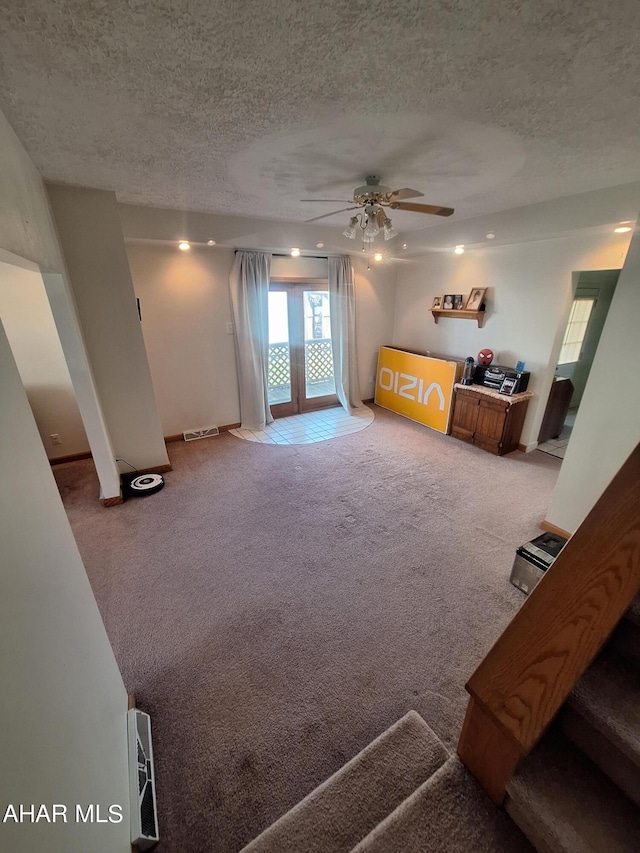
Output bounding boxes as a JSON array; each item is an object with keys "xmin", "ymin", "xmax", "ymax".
[{"xmin": 457, "ymin": 699, "xmax": 522, "ymax": 804}]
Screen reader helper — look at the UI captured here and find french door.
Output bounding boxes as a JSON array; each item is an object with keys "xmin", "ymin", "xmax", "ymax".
[{"xmin": 268, "ymin": 281, "xmax": 338, "ymax": 417}]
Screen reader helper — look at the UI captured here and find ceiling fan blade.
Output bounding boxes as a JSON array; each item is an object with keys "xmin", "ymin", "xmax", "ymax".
[
  {"xmin": 388, "ymin": 187, "xmax": 424, "ymax": 201},
  {"xmin": 304, "ymin": 206, "xmax": 360, "ymax": 223},
  {"xmin": 389, "ymin": 201, "xmax": 455, "ymax": 217},
  {"xmin": 300, "ymin": 198, "xmax": 353, "ymax": 203}
]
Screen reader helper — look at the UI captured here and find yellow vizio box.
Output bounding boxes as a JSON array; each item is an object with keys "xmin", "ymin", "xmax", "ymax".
[{"xmin": 375, "ymin": 346, "xmax": 460, "ymax": 434}]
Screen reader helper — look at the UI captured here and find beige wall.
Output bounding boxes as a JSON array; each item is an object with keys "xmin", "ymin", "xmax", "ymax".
[
  {"xmin": 0, "ymin": 323, "xmax": 130, "ymax": 852},
  {"xmin": 392, "ymin": 231, "xmax": 631, "ymax": 448},
  {"xmin": 127, "ymin": 242, "xmax": 239, "ymax": 434},
  {"xmin": 0, "ymin": 107, "xmax": 129, "ymax": 851},
  {"xmin": 546, "ymin": 224, "xmax": 640, "ymax": 533},
  {"xmin": 0, "ymin": 262, "xmax": 89, "ymax": 459},
  {"xmin": 48, "ymin": 186, "xmax": 168, "ymax": 471},
  {"xmin": 125, "ymin": 242, "xmax": 397, "ymax": 435}
]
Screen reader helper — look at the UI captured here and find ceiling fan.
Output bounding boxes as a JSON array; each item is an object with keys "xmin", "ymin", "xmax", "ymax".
[{"xmin": 301, "ymin": 175, "xmax": 454, "ymax": 242}]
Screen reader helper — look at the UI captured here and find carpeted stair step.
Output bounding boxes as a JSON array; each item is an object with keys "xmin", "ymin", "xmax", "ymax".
[
  {"xmin": 561, "ymin": 651, "xmax": 640, "ymax": 806},
  {"xmin": 351, "ymin": 757, "xmax": 532, "ymax": 853},
  {"xmin": 240, "ymin": 711, "xmax": 449, "ymax": 853},
  {"xmin": 505, "ymin": 730, "xmax": 640, "ymax": 852}
]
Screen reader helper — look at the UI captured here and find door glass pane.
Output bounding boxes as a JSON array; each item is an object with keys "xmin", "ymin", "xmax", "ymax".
[
  {"xmin": 268, "ymin": 291, "xmax": 292, "ymax": 404},
  {"xmin": 558, "ymin": 298, "xmax": 596, "ymax": 365},
  {"xmin": 303, "ymin": 291, "xmax": 335, "ymax": 399}
]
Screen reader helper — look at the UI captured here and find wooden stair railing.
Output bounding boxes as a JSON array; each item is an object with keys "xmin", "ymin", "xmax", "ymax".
[{"xmin": 457, "ymin": 441, "xmax": 640, "ymax": 804}]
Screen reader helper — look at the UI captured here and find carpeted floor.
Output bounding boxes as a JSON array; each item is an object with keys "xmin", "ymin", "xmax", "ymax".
[{"xmin": 54, "ymin": 405, "xmax": 560, "ymax": 852}]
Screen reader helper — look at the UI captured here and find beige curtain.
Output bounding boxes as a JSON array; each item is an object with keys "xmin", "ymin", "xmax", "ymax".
[
  {"xmin": 229, "ymin": 251, "xmax": 273, "ymax": 430},
  {"xmin": 328, "ymin": 256, "xmax": 364, "ymax": 414}
]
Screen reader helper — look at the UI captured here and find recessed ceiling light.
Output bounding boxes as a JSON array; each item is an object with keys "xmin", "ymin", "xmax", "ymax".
[
  {"xmin": 614, "ymin": 225, "xmax": 632, "ymax": 233},
  {"xmin": 374, "ymin": 252, "xmax": 383, "ymax": 262},
  {"xmin": 178, "ymin": 241, "xmax": 191, "ymax": 251},
  {"xmin": 402, "ymin": 243, "xmax": 408, "ymax": 250},
  {"xmin": 316, "ymin": 242, "xmax": 324, "ymax": 249},
  {"xmin": 207, "ymin": 239, "xmax": 216, "ymax": 245},
  {"xmin": 290, "ymin": 247, "xmax": 301, "ymax": 257},
  {"xmin": 454, "ymin": 244, "xmax": 465, "ymax": 255},
  {"xmin": 486, "ymin": 232, "xmax": 496, "ymax": 239}
]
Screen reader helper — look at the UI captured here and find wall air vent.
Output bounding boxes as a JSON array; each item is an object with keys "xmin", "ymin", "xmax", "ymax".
[
  {"xmin": 183, "ymin": 426, "xmax": 219, "ymax": 442},
  {"xmin": 127, "ymin": 708, "xmax": 159, "ymax": 849}
]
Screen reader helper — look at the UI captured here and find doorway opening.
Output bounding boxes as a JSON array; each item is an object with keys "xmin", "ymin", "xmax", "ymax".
[
  {"xmin": 267, "ymin": 280, "xmax": 338, "ymax": 417},
  {"xmin": 538, "ymin": 269, "xmax": 620, "ymax": 459},
  {"xmin": 0, "ymin": 254, "xmax": 121, "ymax": 503}
]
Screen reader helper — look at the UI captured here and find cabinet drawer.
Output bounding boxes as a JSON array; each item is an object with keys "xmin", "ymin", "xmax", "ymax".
[
  {"xmin": 479, "ymin": 397, "xmax": 509, "ymax": 412},
  {"xmin": 455, "ymin": 388, "xmax": 481, "ymax": 402}
]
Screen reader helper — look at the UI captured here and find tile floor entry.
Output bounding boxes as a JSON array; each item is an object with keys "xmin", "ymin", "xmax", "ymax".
[{"xmin": 230, "ymin": 405, "xmax": 374, "ymax": 445}]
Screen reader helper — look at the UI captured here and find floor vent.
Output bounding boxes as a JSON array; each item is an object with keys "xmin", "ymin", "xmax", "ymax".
[
  {"xmin": 183, "ymin": 426, "xmax": 219, "ymax": 441},
  {"xmin": 127, "ymin": 708, "xmax": 159, "ymax": 849}
]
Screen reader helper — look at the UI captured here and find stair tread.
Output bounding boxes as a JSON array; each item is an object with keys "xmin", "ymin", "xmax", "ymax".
[
  {"xmin": 352, "ymin": 757, "xmax": 532, "ymax": 853},
  {"xmin": 568, "ymin": 652, "xmax": 640, "ymax": 768},
  {"xmin": 240, "ymin": 711, "xmax": 449, "ymax": 853},
  {"xmin": 506, "ymin": 730, "xmax": 640, "ymax": 853}
]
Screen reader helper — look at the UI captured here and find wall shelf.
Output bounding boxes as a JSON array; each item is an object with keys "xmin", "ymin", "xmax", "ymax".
[{"xmin": 431, "ymin": 308, "xmax": 486, "ymax": 328}]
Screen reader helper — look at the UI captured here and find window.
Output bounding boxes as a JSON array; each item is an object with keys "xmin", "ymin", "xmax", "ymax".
[{"xmin": 557, "ymin": 298, "xmax": 595, "ymax": 364}]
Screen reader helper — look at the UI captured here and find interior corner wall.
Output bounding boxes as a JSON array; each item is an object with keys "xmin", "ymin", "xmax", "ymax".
[
  {"xmin": 545, "ymin": 223, "xmax": 640, "ymax": 533},
  {"xmin": 351, "ymin": 254, "xmax": 398, "ymax": 398},
  {"xmin": 0, "ymin": 108, "xmax": 120, "ymax": 497},
  {"xmin": 0, "ymin": 262, "xmax": 89, "ymax": 459},
  {"xmin": 0, "ymin": 321, "xmax": 130, "ymax": 852},
  {"xmin": 47, "ymin": 186, "xmax": 169, "ymax": 470},
  {"xmin": 392, "ymin": 231, "xmax": 631, "ymax": 449},
  {"xmin": 125, "ymin": 242, "xmax": 397, "ymax": 435}
]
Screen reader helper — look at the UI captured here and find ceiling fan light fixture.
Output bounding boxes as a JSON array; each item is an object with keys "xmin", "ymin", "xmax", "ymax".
[
  {"xmin": 342, "ymin": 217, "xmax": 358, "ymax": 239},
  {"xmin": 363, "ymin": 216, "xmax": 379, "ymax": 240},
  {"xmin": 383, "ymin": 219, "xmax": 398, "ymax": 241}
]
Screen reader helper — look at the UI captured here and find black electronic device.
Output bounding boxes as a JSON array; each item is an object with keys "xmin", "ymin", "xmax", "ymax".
[
  {"xmin": 474, "ymin": 364, "xmax": 530, "ymax": 394},
  {"xmin": 510, "ymin": 532, "xmax": 568, "ymax": 595}
]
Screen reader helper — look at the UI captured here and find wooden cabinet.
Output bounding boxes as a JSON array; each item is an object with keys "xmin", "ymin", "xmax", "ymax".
[{"xmin": 451, "ymin": 386, "xmax": 531, "ymax": 456}]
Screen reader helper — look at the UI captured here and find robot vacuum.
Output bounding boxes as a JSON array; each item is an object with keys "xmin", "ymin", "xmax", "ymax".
[{"xmin": 122, "ymin": 472, "xmax": 165, "ymax": 498}]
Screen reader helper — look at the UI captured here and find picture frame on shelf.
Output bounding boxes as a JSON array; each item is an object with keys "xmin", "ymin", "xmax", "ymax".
[
  {"xmin": 432, "ymin": 296, "xmax": 442, "ymax": 309},
  {"xmin": 453, "ymin": 294, "xmax": 464, "ymax": 310},
  {"xmin": 465, "ymin": 288, "xmax": 487, "ymax": 311},
  {"xmin": 442, "ymin": 294, "xmax": 455, "ymax": 310}
]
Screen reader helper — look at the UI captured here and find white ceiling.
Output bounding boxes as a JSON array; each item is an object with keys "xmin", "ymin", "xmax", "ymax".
[{"xmin": 1, "ymin": 1, "xmax": 640, "ymax": 250}]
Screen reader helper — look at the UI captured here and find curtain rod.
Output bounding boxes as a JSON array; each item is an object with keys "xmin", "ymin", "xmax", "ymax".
[{"xmin": 234, "ymin": 249, "xmax": 337, "ymax": 259}]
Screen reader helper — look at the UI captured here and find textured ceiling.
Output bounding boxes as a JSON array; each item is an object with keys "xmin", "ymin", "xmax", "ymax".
[{"xmin": 1, "ymin": 0, "xmax": 640, "ymax": 233}]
